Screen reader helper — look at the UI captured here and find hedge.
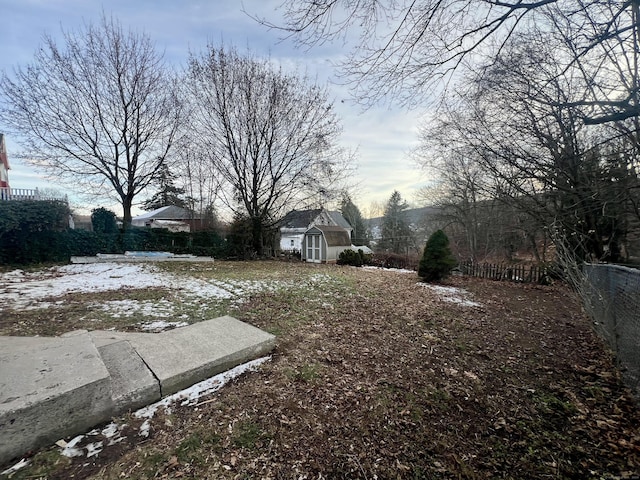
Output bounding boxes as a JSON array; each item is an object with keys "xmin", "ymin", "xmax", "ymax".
[{"xmin": 0, "ymin": 201, "xmax": 228, "ymax": 265}]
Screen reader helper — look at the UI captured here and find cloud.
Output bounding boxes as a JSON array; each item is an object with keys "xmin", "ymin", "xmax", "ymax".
[{"xmin": 0, "ymin": 0, "xmax": 433, "ymax": 214}]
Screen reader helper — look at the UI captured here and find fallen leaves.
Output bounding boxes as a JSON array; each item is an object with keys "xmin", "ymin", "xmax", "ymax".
[{"xmin": 4, "ymin": 263, "xmax": 640, "ymax": 479}]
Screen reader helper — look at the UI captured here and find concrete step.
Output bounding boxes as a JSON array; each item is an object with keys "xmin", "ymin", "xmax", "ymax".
[{"xmin": 0, "ymin": 317, "xmax": 275, "ymax": 465}]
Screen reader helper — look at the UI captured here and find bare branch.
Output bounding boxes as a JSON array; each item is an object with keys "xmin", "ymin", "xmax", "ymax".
[{"xmin": 0, "ymin": 15, "xmax": 181, "ymax": 224}]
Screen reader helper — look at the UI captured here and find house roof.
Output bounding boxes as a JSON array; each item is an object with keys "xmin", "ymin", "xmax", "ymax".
[
  {"xmin": 133, "ymin": 205, "xmax": 198, "ymax": 221},
  {"xmin": 307, "ymin": 225, "xmax": 351, "ymax": 247},
  {"xmin": 327, "ymin": 211, "xmax": 352, "ymax": 230},
  {"xmin": 279, "ymin": 209, "xmax": 322, "ymax": 229}
]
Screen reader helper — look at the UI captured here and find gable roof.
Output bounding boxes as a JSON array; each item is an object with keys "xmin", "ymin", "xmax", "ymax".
[
  {"xmin": 134, "ymin": 205, "xmax": 198, "ymax": 221},
  {"xmin": 327, "ymin": 211, "xmax": 352, "ymax": 230},
  {"xmin": 279, "ymin": 209, "xmax": 322, "ymax": 229},
  {"xmin": 307, "ymin": 225, "xmax": 351, "ymax": 247}
]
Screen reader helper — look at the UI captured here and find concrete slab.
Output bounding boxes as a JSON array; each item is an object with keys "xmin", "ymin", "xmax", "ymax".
[
  {"xmin": 0, "ymin": 316, "xmax": 275, "ymax": 465},
  {"xmin": 96, "ymin": 340, "xmax": 161, "ymax": 414},
  {"xmin": 92, "ymin": 316, "xmax": 276, "ymax": 396},
  {"xmin": 70, "ymin": 254, "xmax": 214, "ymax": 264},
  {"xmin": 0, "ymin": 333, "xmax": 113, "ymax": 464}
]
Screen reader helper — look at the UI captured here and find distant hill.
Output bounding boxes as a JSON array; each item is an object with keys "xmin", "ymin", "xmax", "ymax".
[
  {"xmin": 367, "ymin": 206, "xmax": 441, "ymax": 229},
  {"xmin": 367, "ymin": 206, "xmax": 443, "ymax": 242}
]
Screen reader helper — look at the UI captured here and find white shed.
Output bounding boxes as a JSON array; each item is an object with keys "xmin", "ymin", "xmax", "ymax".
[{"xmin": 302, "ymin": 225, "xmax": 352, "ymax": 263}]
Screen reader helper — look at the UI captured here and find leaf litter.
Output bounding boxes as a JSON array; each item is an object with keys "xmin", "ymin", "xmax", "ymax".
[{"xmin": 1, "ymin": 261, "xmax": 640, "ymax": 479}]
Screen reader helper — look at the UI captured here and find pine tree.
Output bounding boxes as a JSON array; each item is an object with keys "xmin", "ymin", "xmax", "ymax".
[
  {"xmin": 418, "ymin": 229, "xmax": 457, "ymax": 282},
  {"xmin": 379, "ymin": 191, "xmax": 412, "ymax": 254},
  {"xmin": 340, "ymin": 195, "xmax": 370, "ymax": 246},
  {"xmin": 143, "ymin": 163, "xmax": 186, "ymax": 211}
]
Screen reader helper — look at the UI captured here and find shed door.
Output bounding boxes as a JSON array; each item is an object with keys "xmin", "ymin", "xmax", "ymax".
[{"xmin": 306, "ymin": 235, "xmax": 321, "ymax": 263}]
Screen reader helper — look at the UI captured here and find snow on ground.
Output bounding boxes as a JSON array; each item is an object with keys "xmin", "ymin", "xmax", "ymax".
[
  {"xmin": 0, "ymin": 263, "xmax": 298, "ymax": 312},
  {"xmin": 135, "ymin": 356, "xmax": 271, "ymax": 437},
  {"xmin": 139, "ymin": 320, "xmax": 190, "ymax": 332},
  {"xmin": 0, "ymin": 263, "xmax": 337, "ymax": 313},
  {"xmin": 418, "ymin": 283, "xmax": 482, "ymax": 307},
  {"xmin": 0, "ymin": 263, "xmax": 234, "ymax": 311},
  {"xmin": 362, "ymin": 266, "xmax": 415, "ymax": 274},
  {"xmin": 90, "ymin": 298, "xmax": 177, "ymax": 318}
]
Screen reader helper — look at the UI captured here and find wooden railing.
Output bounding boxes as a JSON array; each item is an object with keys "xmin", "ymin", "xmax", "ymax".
[
  {"xmin": 459, "ymin": 261, "xmax": 549, "ymax": 284},
  {"xmin": 0, "ymin": 187, "xmax": 67, "ymax": 202}
]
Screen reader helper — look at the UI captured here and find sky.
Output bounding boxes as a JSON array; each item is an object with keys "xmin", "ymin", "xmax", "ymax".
[{"xmin": 0, "ymin": 0, "xmax": 428, "ymax": 217}]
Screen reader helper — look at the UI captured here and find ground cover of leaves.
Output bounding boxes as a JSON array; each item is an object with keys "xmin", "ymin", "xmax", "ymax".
[{"xmin": 2, "ymin": 261, "xmax": 640, "ymax": 479}]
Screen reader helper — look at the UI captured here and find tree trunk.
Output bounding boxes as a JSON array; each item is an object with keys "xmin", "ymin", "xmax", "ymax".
[
  {"xmin": 122, "ymin": 195, "xmax": 134, "ymax": 229},
  {"xmin": 251, "ymin": 216, "xmax": 263, "ymax": 257}
]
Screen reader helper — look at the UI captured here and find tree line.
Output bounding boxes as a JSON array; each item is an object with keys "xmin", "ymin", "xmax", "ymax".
[
  {"xmin": 0, "ymin": 16, "xmax": 351, "ymax": 257},
  {"xmin": 269, "ymin": 0, "xmax": 640, "ymax": 265},
  {"xmin": 4, "ymin": 2, "xmax": 640, "ymax": 264}
]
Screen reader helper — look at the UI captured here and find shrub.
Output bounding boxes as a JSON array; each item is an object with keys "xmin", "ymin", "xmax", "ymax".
[
  {"xmin": 418, "ymin": 229, "xmax": 457, "ymax": 282},
  {"xmin": 91, "ymin": 208, "xmax": 118, "ymax": 234},
  {"xmin": 370, "ymin": 252, "xmax": 418, "ymax": 270},
  {"xmin": 0, "ymin": 200, "xmax": 72, "ymax": 264},
  {"xmin": 337, "ymin": 248, "xmax": 371, "ymax": 266}
]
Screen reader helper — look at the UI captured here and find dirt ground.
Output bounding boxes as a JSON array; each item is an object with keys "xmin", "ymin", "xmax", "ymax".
[{"xmin": 2, "ymin": 263, "xmax": 640, "ymax": 479}]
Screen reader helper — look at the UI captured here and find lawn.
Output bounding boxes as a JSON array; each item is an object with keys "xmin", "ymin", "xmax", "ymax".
[{"xmin": 1, "ymin": 260, "xmax": 639, "ymax": 479}]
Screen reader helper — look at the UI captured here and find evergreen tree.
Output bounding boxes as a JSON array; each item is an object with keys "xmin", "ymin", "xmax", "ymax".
[
  {"xmin": 91, "ymin": 207, "xmax": 118, "ymax": 234},
  {"xmin": 379, "ymin": 190, "xmax": 412, "ymax": 254},
  {"xmin": 418, "ymin": 229, "xmax": 457, "ymax": 282},
  {"xmin": 143, "ymin": 163, "xmax": 187, "ymax": 211},
  {"xmin": 340, "ymin": 195, "xmax": 370, "ymax": 246}
]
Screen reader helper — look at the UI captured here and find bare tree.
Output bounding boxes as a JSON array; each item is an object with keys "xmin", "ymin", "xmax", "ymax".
[
  {"xmin": 176, "ymin": 140, "xmax": 223, "ymax": 231},
  {"xmin": 423, "ymin": 33, "xmax": 638, "ymax": 262},
  {"xmin": 262, "ymin": 0, "xmax": 640, "ymax": 124},
  {"xmin": 417, "ymin": 151, "xmax": 496, "ymax": 261},
  {"xmin": 1, "ymin": 16, "xmax": 181, "ymax": 226},
  {"xmin": 184, "ymin": 45, "xmax": 350, "ymax": 256}
]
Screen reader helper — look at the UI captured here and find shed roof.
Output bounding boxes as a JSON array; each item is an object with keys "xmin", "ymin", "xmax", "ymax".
[{"xmin": 307, "ymin": 225, "xmax": 351, "ymax": 247}]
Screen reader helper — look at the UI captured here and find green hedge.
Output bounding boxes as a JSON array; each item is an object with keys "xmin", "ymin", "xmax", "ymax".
[
  {"xmin": 0, "ymin": 200, "xmax": 71, "ymax": 264},
  {"xmin": 0, "ymin": 228, "xmax": 229, "ymax": 266},
  {"xmin": 337, "ymin": 248, "xmax": 372, "ymax": 267},
  {"xmin": 0, "ymin": 201, "xmax": 228, "ymax": 265}
]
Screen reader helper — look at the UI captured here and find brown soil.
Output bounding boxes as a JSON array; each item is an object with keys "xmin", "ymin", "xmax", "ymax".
[{"xmin": 3, "ymin": 265, "xmax": 640, "ymax": 479}]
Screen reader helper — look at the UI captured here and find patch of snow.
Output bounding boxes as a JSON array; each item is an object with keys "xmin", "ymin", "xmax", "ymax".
[
  {"xmin": 422, "ymin": 285, "xmax": 463, "ymax": 295},
  {"xmin": 135, "ymin": 356, "xmax": 271, "ymax": 426},
  {"xmin": 52, "ymin": 357, "xmax": 272, "ymax": 457},
  {"xmin": 60, "ymin": 434, "xmax": 85, "ymax": 458},
  {"xmin": 1, "ymin": 262, "xmax": 343, "ymax": 314},
  {"xmin": 1, "ymin": 458, "xmax": 30, "ymax": 476},
  {"xmin": 362, "ymin": 266, "xmax": 415, "ymax": 274},
  {"xmin": 444, "ymin": 297, "xmax": 482, "ymax": 308},
  {"xmin": 85, "ymin": 441, "xmax": 103, "ymax": 458},
  {"xmin": 138, "ymin": 419, "xmax": 151, "ymax": 438},
  {"xmin": 0, "ymin": 263, "xmax": 235, "ymax": 310},
  {"xmin": 139, "ymin": 320, "xmax": 189, "ymax": 332},
  {"xmin": 93, "ymin": 299, "xmax": 175, "ymax": 318},
  {"xmin": 418, "ymin": 283, "xmax": 482, "ymax": 308},
  {"xmin": 101, "ymin": 422, "xmax": 124, "ymax": 445}
]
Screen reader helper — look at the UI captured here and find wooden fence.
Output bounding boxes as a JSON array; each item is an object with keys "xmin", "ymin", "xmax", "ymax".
[{"xmin": 459, "ymin": 261, "xmax": 548, "ymax": 284}]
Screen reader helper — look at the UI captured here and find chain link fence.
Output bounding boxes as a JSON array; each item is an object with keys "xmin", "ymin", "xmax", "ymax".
[{"xmin": 582, "ymin": 264, "xmax": 640, "ymax": 394}]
